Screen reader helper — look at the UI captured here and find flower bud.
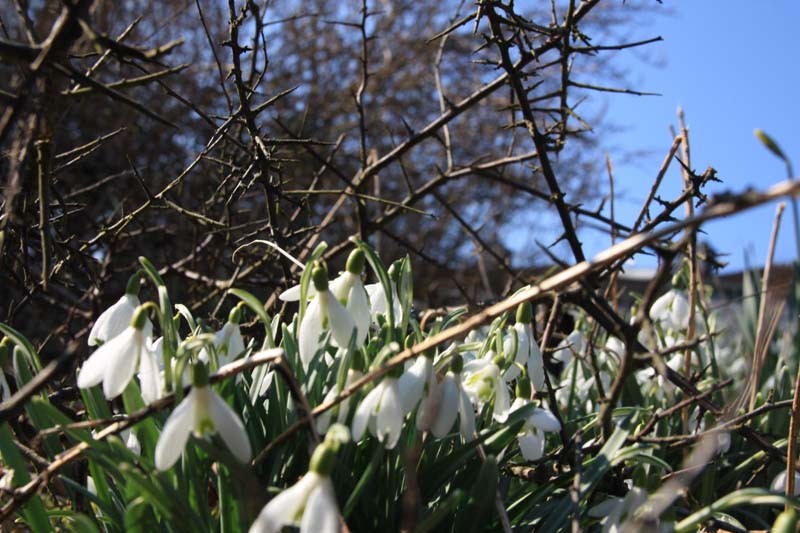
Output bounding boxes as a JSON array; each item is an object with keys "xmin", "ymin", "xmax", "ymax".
[
  {"xmin": 311, "ymin": 264, "xmax": 329, "ymax": 292},
  {"xmin": 516, "ymin": 302, "xmax": 533, "ymax": 324},
  {"xmin": 309, "ymin": 442, "xmax": 336, "ymax": 476},
  {"xmin": 515, "ymin": 377, "xmax": 532, "ymax": 399},
  {"xmin": 130, "ymin": 305, "xmax": 150, "ymax": 330},
  {"xmin": 346, "ymin": 249, "xmax": 366, "ymax": 275},
  {"xmin": 450, "ymin": 354, "xmax": 464, "ymax": 374}
]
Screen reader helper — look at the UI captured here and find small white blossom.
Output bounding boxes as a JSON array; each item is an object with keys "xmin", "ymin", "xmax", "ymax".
[
  {"xmin": 416, "ymin": 363, "xmax": 476, "ymax": 442},
  {"xmin": 155, "ymin": 365, "xmax": 251, "ymax": 470},
  {"xmin": 462, "ymin": 354, "xmax": 510, "ymax": 423},
  {"xmin": 352, "ymin": 376, "xmax": 404, "ymax": 449},
  {"xmin": 588, "ymin": 486, "xmax": 650, "ymax": 533},
  {"xmin": 771, "ymin": 471, "xmax": 800, "ymax": 495},
  {"xmin": 649, "ymin": 289, "xmax": 690, "ymax": 331},
  {"xmin": 88, "ymin": 293, "xmax": 152, "ymax": 346},
  {"xmin": 250, "ymin": 472, "xmax": 340, "ymax": 533},
  {"xmin": 397, "ymin": 356, "xmax": 434, "ymax": 414},
  {"xmin": 78, "ymin": 309, "xmax": 152, "ymax": 399},
  {"xmin": 510, "ymin": 398, "xmax": 561, "ymax": 461},
  {"xmin": 317, "ymin": 370, "xmax": 363, "ymax": 434}
]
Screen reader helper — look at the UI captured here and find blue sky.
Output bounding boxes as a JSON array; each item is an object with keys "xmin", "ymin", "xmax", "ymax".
[{"xmin": 578, "ymin": 1, "xmax": 799, "ymax": 273}]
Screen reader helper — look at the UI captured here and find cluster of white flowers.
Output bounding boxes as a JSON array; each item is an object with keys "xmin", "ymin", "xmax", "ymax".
[{"xmin": 66, "ymin": 245, "xmax": 762, "ymax": 532}]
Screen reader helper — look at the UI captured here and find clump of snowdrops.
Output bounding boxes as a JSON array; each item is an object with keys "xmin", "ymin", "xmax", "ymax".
[{"xmin": 0, "ymin": 239, "xmax": 798, "ymax": 532}]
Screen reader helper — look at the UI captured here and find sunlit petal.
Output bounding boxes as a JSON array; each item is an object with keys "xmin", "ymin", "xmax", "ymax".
[
  {"xmin": 155, "ymin": 391, "xmax": 196, "ymax": 470},
  {"xmin": 209, "ymin": 390, "xmax": 252, "ymax": 463},
  {"xmin": 298, "ymin": 298, "xmax": 324, "ymax": 368},
  {"xmin": 300, "ymin": 479, "xmax": 340, "ymax": 533},
  {"xmin": 352, "ymin": 384, "xmax": 382, "ymax": 442}
]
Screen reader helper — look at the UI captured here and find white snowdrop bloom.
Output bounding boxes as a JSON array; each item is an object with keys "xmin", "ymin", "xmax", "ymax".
[
  {"xmin": 78, "ymin": 306, "xmax": 153, "ymax": 399},
  {"xmin": 462, "ymin": 353, "xmax": 510, "ymax": 423},
  {"xmin": 88, "ymin": 292, "xmax": 152, "ymax": 346},
  {"xmin": 416, "ymin": 356, "xmax": 476, "ymax": 441},
  {"xmin": 510, "ymin": 398, "xmax": 561, "ymax": 461},
  {"xmin": 552, "ymin": 329, "xmax": 585, "ymax": 368},
  {"xmin": 771, "ymin": 471, "xmax": 800, "ymax": 495},
  {"xmin": 556, "ymin": 360, "xmax": 610, "ymax": 411},
  {"xmin": 317, "ymin": 370, "xmax": 363, "ymax": 434},
  {"xmin": 503, "ymin": 302, "xmax": 538, "ymax": 384},
  {"xmin": 649, "ymin": 289, "xmax": 690, "ymax": 331},
  {"xmin": 199, "ymin": 307, "xmax": 246, "ymax": 368},
  {"xmin": 397, "ymin": 355, "xmax": 435, "ymax": 414},
  {"xmin": 364, "ymin": 281, "xmax": 402, "ymax": 326},
  {"xmin": 250, "ymin": 435, "xmax": 346, "ymax": 533},
  {"xmin": 155, "ymin": 363, "xmax": 251, "ymax": 470},
  {"xmin": 588, "ymin": 486, "xmax": 650, "ymax": 533},
  {"xmin": 139, "ymin": 337, "xmax": 164, "ymax": 404},
  {"xmin": 352, "ymin": 375, "xmax": 404, "ymax": 449},
  {"xmin": 298, "ymin": 265, "xmax": 357, "ymax": 369}
]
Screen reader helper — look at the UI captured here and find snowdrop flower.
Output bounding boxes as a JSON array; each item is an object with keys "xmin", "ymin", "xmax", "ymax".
[
  {"xmin": 364, "ymin": 281, "xmax": 402, "ymax": 327},
  {"xmin": 416, "ymin": 355, "xmax": 476, "ymax": 441},
  {"xmin": 250, "ymin": 426, "xmax": 349, "ymax": 533},
  {"xmin": 298, "ymin": 264, "xmax": 357, "ymax": 369},
  {"xmin": 78, "ymin": 305, "xmax": 153, "ymax": 399},
  {"xmin": 510, "ymin": 391, "xmax": 560, "ymax": 461},
  {"xmin": 317, "ymin": 369, "xmax": 363, "ymax": 434},
  {"xmin": 198, "ymin": 305, "xmax": 246, "ymax": 368},
  {"xmin": 88, "ymin": 277, "xmax": 152, "ymax": 346},
  {"xmin": 397, "ymin": 354, "xmax": 435, "ymax": 414},
  {"xmin": 462, "ymin": 352, "xmax": 510, "ymax": 423},
  {"xmin": 155, "ymin": 362, "xmax": 251, "ymax": 470},
  {"xmin": 503, "ymin": 303, "xmax": 545, "ymax": 393},
  {"xmin": 331, "ymin": 250, "xmax": 371, "ymax": 346},
  {"xmin": 588, "ymin": 486, "xmax": 650, "ymax": 533},
  {"xmin": 649, "ymin": 289, "xmax": 690, "ymax": 331},
  {"xmin": 552, "ymin": 329, "xmax": 585, "ymax": 368},
  {"xmin": 280, "ymin": 250, "xmax": 370, "ymax": 346},
  {"xmin": 352, "ymin": 367, "xmax": 404, "ymax": 449},
  {"xmin": 771, "ymin": 471, "xmax": 800, "ymax": 495},
  {"xmin": 556, "ymin": 359, "xmax": 610, "ymax": 411}
]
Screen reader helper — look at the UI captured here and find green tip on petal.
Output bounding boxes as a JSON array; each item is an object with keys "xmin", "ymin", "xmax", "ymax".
[
  {"xmin": 309, "ymin": 442, "xmax": 336, "ymax": 476},
  {"xmin": 228, "ymin": 303, "xmax": 243, "ymax": 325},
  {"xmin": 311, "ymin": 264, "xmax": 329, "ymax": 292},
  {"xmin": 131, "ymin": 305, "xmax": 149, "ymax": 330},
  {"xmin": 125, "ymin": 274, "xmax": 141, "ymax": 296},
  {"xmin": 346, "ymin": 249, "xmax": 366, "ymax": 275},
  {"xmin": 516, "ymin": 302, "xmax": 533, "ymax": 324},
  {"xmin": 192, "ymin": 362, "xmax": 210, "ymax": 387},
  {"xmin": 450, "ymin": 354, "xmax": 464, "ymax": 374}
]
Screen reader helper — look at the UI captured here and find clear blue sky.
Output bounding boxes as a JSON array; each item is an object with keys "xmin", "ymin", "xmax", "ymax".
[{"xmin": 579, "ymin": 1, "xmax": 799, "ymax": 273}]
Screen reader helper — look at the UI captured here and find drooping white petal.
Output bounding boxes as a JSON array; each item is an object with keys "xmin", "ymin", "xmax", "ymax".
[
  {"xmin": 300, "ymin": 479, "xmax": 340, "ymax": 533},
  {"xmin": 320, "ymin": 292, "xmax": 356, "ymax": 349},
  {"xmin": 376, "ymin": 379, "xmax": 403, "ymax": 449},
  {"xmin": 101, "ymin": 329, "xmax": 143, "ymax": 399},
  {"xmin": 528, "ymin": 343, "xmax": 546, "ymax": 393},
  {"xmin": 492, "ymin": 378, "xmax": 511, "ymax": 423},
  {"xmin": 352, "ymin": 384, "xmax": 382, "ymax": 442},
  {"xmin": 457, "ymin": 380, "xmax": 476, "ymax": 442},
  {"xmin": 122, "ymin": 429, "xmax": 141, "ymax": 455},
  {"xmin": 398, "ymin": 357, "xmax": 432, "ymax": 414},
  {"xmin": 298, "ymin": 298, "xmax": 325, "ymax": 368},
  {"xmin": 364, "ymin": 282, "xmax": 402, "ymax": 326},
  {"xmin": 138, "ymin": 348, "xmax": 163, "ymax": 404},
  {"xmin": 208, "ymin": 389, "xmax": 252, "ymax": 463},
  {"xmin": 155, "ymin": 391, "xmax": 196, "ymax": 470},
  {"xmin": 504, "ymin": 323, "xmax": 530, "ymax": 382},
  {"xmin": 88, "ymin": 294, "xmax": 139, "ymax": 346},
  {"xmin": 518, "ymin": 430, "xmax": 545, "ymax": 461},
  {"xmin": 347, "ymin": 279, "xmax": 371, "ymax": 346},
  {"xmin": 77, "ymin": 347, "xmax": 109, "ymax": 389},
  {"xmin": 249, "ymin": 472, "xmax": 322, "ymax": 532},
  {"xmin": 278, "ymin": 283, "xmax": 303, "ymax": 302},
  {"xmin": 429, "ymin": 374, "xmax": 459, "ymax": 438},
  {"xmin": 529, "ymin": 408, "xmax": 561, "ymax": 432}
]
